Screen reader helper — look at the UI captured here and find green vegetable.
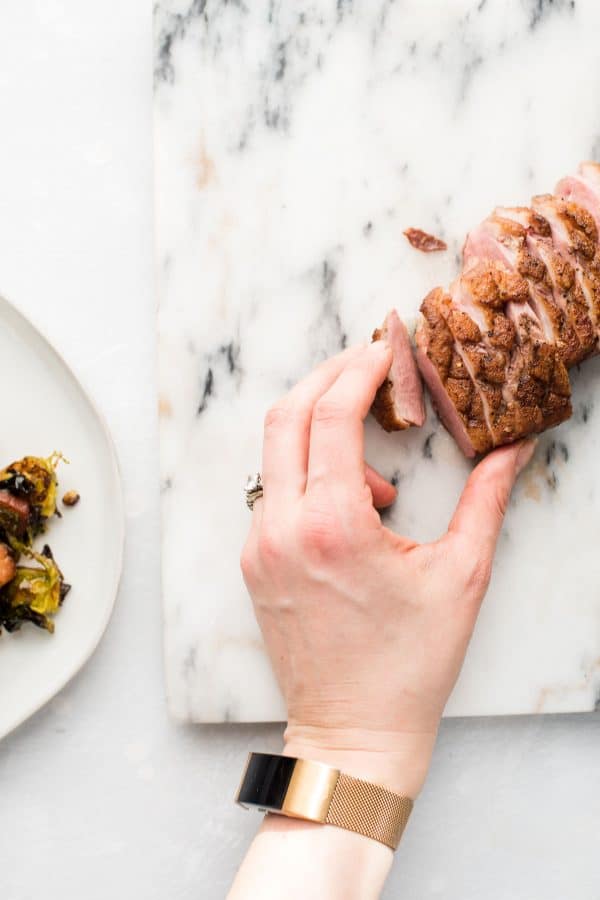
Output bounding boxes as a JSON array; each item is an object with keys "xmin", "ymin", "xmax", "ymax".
[
  {"xmin": 0, "ymin": 453, "xmax": 64, "ymax": 536},
  {"xmin": 0, "ymin": 546, "xmax": 69, "ymax": 634},
  {"xmin": 0, "ymin": 454, "xmax": 72, "ymax": 635}
]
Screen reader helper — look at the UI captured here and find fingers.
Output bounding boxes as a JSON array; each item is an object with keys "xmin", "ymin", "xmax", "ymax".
[
  {"xmin": 306, "ymin": 341, "xmax": 392, "ymax": 493},
  {"xmin": 240, "ymin": 494, "xmax": 263, "ymax": 588},
  {"xmin": 447, "ymin": 439, "xmax": 536, "ymax": 562},
  {"xmin": 261, "ymin": 347, "xmax": 363, "ymax": 511},
  {"xmin": 365, "ymin": 464, "xmax": 397, "ymax": 509}
]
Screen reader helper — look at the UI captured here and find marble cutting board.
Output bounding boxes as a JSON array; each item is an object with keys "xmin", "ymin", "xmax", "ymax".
[{"xmin": 155, "ymin": 0, "xmax": 600, "ymax": 722}]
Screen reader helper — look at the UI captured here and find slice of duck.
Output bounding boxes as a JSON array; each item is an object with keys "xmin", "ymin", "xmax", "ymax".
[
  {"xmin": 494, "ymin": 206, "xmax": 589, "ymax": 365},
  {"xmin": 371, "ymin": 309, "xmax": 426, "ymax": 431},
  {"xmin": 456, "ymin": 260, "xmax": 571, "ymax": 441},
  {"xmin": 0, "ymin": 489, "xmax": 30, "ymax": 537},
  {"xmin": 415, "ymin": 289, "xmax": 493, "ymax": 456},
  {"xmin": 531, "ymin": 194, "xmax": 600, "ymax": 344},
  {"xmin": 555, "ymin": 173, "xmax": 600, "ymax": 234},
  {"xmin": 463, "ymin": 216, "xmax": 563, "ymax": 349},
  {"xmin": 449, "ymin": 264, "xmax": 521, "ymax": 445}
]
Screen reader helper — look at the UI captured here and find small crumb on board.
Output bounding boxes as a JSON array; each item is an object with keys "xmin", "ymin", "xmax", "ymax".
[{"xmin": 403, "ymin": 227, "xmax": 447, "ymax": 252}]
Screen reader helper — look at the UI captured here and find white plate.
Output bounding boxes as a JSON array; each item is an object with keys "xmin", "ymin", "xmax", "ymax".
[{"xmin": 0, "ymin": 295, "xmax": 124, "ymax": 739}]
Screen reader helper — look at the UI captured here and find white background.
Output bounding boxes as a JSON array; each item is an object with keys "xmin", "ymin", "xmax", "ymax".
[{"xmin": 0, "ymin": 3, "xmax": 598, "ymax": 899}]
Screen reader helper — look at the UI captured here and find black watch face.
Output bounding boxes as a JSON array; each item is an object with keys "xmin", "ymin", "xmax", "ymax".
[{"xmin": 237, "ymin": 753, "xmax": 296, "ymax": 811}]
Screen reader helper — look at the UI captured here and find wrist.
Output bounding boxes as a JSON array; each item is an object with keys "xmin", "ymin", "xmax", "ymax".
[{"xmin": 283, "ymin": 723, "xmax": 437, "ymax": 798}]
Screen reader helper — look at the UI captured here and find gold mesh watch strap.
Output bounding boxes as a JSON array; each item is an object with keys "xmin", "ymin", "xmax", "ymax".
[
  {"xmin": 325, "ymin": 772, "xmax": 413, "ymax": 850},
  {"xmin": 236, "ymin": 753, "xmax": 413, "ymax": 852}
]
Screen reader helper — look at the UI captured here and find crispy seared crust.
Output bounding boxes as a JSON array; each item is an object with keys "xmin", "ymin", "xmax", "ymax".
[
  {"xmin": 370, "ymin": 385, "xmax": 407, "ymax": 431},
  {"xmin": 419, "ymin": 290, "xmax": 493, "ymax": 453},
  {"xmin": 464, "ymin": 262, "xmax": 571, "ymax": 440},
  {"xmin": 371, "ymin": 325, "xmax": 405, "ymax": 431},
  {"xmin": 532, "ymin": 194, "xmax": 600, "ymax": 341},
  {"xmin": 404, "ymin": 228, "xmax": 447, "ymax": 253},
  {"xmin": 391, "ymin": 167, "xmax": 600, "ymax": 456},
  {"xmin": 464, "ymin": 262, "xmax": 530, "ymax": 311},
  {"xmin": 523, "ymin": 213, "xmax": 595, "ymax": 361},
  {"xmin": 479, "ymin": 212, "xmax": 584, "ymax": 366}
]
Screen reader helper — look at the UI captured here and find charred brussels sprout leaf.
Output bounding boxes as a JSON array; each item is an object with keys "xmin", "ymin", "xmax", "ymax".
[
  {"xmin": 0, "ymin": 546, "xmax": 69, "ymax": 634},
  {"xmin": 0, "ymin": 454, "xmax": 75, "ymax": 635}
]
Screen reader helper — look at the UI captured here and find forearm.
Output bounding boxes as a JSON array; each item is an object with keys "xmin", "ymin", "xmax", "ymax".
[
  {"xmin": 228, "ymin": 815, "xmax": 392, "ymax": 900},
  {"xmin": 228, "ymin": 733, "xmax": 436, "ymax": 899}
]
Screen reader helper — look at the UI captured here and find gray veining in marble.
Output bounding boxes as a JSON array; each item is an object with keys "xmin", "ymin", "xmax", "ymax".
[{"xmin": 156, "ymin": 0, "xmax": 600, "ymax": 722}]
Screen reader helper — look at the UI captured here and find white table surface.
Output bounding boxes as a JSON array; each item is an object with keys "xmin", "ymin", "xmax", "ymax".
[{"xmin": 0, "ymin": 4, "xmax": 598, "ymax": 900}]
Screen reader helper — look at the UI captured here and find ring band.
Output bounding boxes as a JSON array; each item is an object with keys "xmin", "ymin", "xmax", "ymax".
[{"xmin": 245, "ymin": 473, "xmax": 263, "ymax": 510}]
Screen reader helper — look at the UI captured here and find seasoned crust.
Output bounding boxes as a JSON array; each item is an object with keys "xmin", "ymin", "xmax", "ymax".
[
  {"xmin": 409, "ymin": 173, "xmax": 600, "ymax": 456},
  {"xmin": 371, "ymin": 324, "xmax": 407, "ymax": 432},
  {"xmin": 463, "ymin": 262, "xmax": 530, "ymax": 310},
  {"xmin": 453, "ymin": 259, "xmax": 572, "ymax": 444},
  {"xmin": 370, "ymin": 382, "xmax": 406, "ymax": 431},
  {"xmin": 532, "ymin": 194, "xmax": 600, "ymax": 341},
  {"xmin": 419, "ymin": 289, "xmax": 493, "ymax": 453}
]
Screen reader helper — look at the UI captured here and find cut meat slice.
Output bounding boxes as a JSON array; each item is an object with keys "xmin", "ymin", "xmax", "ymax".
[
  {"xmin": 372, "ymin": 167, "xmax": 600, "ymax": 459},
  {"xmin": 453, "ymin": 261, "xmax": 571, "ymax": 442},
  {"xmin": 448, "ymin": 269, "xmax": 515, "ymax": 445},
  {"xmin": 532, "ymin": 193, "xmax": 600, "ymax": 343},
  {"xmin": 464, "ymin": 209, "xmax": 580, "ymax": 365},
  {"xmin": 464, "ymin": 216, "xmax": 560, "ymax": 348},
  {"xmin": 415, "ymin": 289, "xmax": 492, "ymax": 456},
  {"xmin": 371, "ymin": 309, "xmax": 425, "ymax": 431},
  {"xmin": 556, "ymin": 174, "xmax": 600, "ymax": 234},
  {"xmin": 0, "ymin": 489, "xmax": 30, "ymax": 537},
  {"xmin": 494, "ymin": 206, "xmax": 590, "ymax": 364}
]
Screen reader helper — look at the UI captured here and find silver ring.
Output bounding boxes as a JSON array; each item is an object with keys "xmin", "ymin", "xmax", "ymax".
[{"xmin": 245, "ymin": 473, "xmax": 263, "ymax": 510}]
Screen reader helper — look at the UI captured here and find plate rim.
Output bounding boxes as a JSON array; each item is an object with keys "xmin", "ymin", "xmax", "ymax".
[{"xmin": 0, "ymin": 291, "xmax": 126, "ymax": 740}]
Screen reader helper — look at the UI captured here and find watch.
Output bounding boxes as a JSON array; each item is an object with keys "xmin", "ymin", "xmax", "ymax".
[{"xmin": 235, "ymin": 752, "xmax": 413, "ymax": 851}]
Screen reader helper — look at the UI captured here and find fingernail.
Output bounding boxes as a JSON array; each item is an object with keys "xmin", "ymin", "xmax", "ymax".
[{"xmin": 515, "ymin": 438, "xmax": 537, "ymax": 475}]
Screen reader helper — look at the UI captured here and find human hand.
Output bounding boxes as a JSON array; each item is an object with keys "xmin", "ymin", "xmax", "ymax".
[{"xmin": 240, "ymin": 341, "xmax": 535, "ymax": 796}]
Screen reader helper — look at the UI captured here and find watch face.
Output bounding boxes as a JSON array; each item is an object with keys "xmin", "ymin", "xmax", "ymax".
[{"xmin": 237, "ymin": 753, "xmax": 296, "ymax": 811}]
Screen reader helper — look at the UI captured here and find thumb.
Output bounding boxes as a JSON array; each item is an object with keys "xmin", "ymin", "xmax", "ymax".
[
  {"xmin": 446, "ymin": 439, "xmax": 536, "ymax": 560},
  {"xmin": 365, "ymin": 463, "xmax": 397, "ymax": 509}
]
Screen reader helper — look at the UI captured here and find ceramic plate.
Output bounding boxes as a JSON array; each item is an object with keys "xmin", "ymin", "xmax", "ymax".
[{"xmin": 0, "ymin": 295, "xmax": 124, "ymax": 739}]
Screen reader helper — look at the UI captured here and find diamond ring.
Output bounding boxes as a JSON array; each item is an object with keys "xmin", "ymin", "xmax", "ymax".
[{"xmin": 244, "ymin": 473, "xmax": 263, "ymax": 511}]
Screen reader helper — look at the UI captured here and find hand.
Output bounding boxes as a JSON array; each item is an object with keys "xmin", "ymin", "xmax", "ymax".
[{"xmin": 241, "ymin": 341, "xmax": 535, "ymax": 797}]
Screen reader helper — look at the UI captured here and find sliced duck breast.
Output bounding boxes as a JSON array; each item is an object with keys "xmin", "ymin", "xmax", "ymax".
[
  {"xmin": 415, "ymin": 289, "xmax": 493, "ymax": 456},
  {"xmin": 532, "ymin": 193, "xmax": 600, "ymax": 341},
  {"xmin": 371, "ymin": 309, "xmax": 426, "ymax": 431},
  {"xmin": 494, "ymin": 205, "xmax": 589, "ymax": 364}
]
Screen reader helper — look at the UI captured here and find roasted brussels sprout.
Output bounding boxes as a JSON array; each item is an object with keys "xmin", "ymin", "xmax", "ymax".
[
  {"xmin": 0, "ymin": 547, "xmax": 69, "ymax": 634},
  {"xmin": 0, "ymin": 453, "xmax": 63, "ymax": 545},
  {"xmin": 0, "ymin": 454, "xmax": 74, "ymax": 635}
]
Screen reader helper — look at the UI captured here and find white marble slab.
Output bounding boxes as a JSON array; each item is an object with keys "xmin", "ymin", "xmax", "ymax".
[{"xmin": 156, "ymin": 0, "xmax": 600, "ymax": 722}]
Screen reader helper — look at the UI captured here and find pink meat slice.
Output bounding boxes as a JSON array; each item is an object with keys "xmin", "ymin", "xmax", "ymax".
[
  {"xmin": 370, "ymin": 309, "xmax": 425, "ymax": 431},
  {"xmin": 493, "ymin": 205, "xmax": 589, "ymax": 365},
  {"xmin": 463, "ymin": 220, "xmax": 546, "ymax": 342},
  {"xmin": 415, "ymin": 334, "xmax": 476, "ymax": 457},
  {"xmin": 450, "ymin": 259, "xmax": 571, "ymax": 442},
  {"xmin": 531, "ymin": 193, "xmax": 600, "ymax": 340},
  {"xmin": 415, "ymin": 288, "xmax": 492, "ymax": 456},
  {"xmin": 556, "ymin": 174, "xmax": 600, "ymax": 233}
]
